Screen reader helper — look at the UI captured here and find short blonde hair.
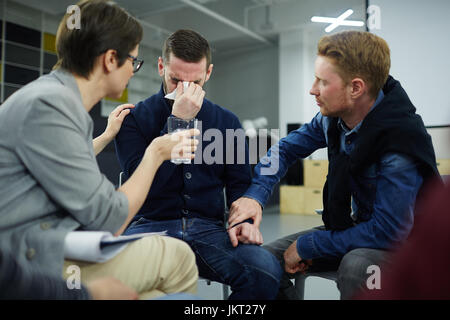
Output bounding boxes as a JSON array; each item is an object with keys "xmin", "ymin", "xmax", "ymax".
[{"xmin": 317, "ymin": 31, "xmax": 390, "ymax": 99}]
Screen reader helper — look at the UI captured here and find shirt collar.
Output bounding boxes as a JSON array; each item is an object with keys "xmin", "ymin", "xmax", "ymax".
[{"xmin": 338, "ymin": 90, "xmax": 385, "ymax": 135}]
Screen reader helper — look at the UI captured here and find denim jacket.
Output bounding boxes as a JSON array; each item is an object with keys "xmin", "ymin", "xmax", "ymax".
[{"xmin": 245, "ymin": 91, "xmax": 423, "ymax": 259}]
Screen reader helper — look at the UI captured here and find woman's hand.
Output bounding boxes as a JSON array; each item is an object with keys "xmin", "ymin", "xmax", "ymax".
[
  {"xmin": 103, "ymin": 104, "xmax": 135, "ymax": 140},
  {"xmin": 93, "ymin": 104, "xmax": 134, "ymax": 155},
  {"xmin": 145, "ymin": 129, "xmax": 200, "ymax": 165}
]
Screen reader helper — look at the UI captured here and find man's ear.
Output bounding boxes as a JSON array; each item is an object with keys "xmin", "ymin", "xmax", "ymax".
[
  {"xmin": 350, "ymin": 78, "xmax": 366, "ymax": 99},
  {"xmin": 103, "ymin": 49, "xmax": 118, "ymax": 73},
  {"xmin": 158, "ymin": 57, "xmax": 165, "ymax": 77},
  {"xmin": 204, "ymin": 63, "xmax": 213, "ymax": 83}
]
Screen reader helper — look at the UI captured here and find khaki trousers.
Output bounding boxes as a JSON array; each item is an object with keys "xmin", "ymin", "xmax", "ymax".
[{"xmin": 63, "ymin": 235, "xmax": 198, "ymax": 299}]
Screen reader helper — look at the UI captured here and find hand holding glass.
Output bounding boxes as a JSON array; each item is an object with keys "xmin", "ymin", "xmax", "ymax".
[{"xmin": 167, "ymin": 117, "xmax": 198, "ymax": 164}]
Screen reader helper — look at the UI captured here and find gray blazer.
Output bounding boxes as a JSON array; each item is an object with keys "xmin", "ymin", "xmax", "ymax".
[{"xmin": 0, "ymin": 69, "xmax": 129, "ymax": 277}]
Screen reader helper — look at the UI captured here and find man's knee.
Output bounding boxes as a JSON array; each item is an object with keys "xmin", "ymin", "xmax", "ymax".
[
  {"xmin": 338, "ymin": 248, "xmax": 386, "ymax": 275},
  {"xmin": 337, "ymin": 248, "xmax": 386, "ymax": 299},
  {"xmin": 233, "ymin": 247, "xmax": 282, "ymax": 299},
  {"xmin": 241, "ymin": 247, "xmax": 283, "ymax": 289},
  {"xmin": 251, "ymin": 247, "xmax": 283, "ymax": 280}
]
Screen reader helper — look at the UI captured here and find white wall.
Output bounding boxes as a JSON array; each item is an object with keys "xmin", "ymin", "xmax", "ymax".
[
  {"xmin": 208, "ymin": 45, "xmax": 279, "ymax": 130},
  {"xmin": 369, "ymin": 0, "xmax": 450, "ymax": 127},
  {"xmin": 278, "ymin": 27, "xmax": 324, "ymax": 138},
  {"xmin": 369, "ymin": 0, "xmax": 450, "ymax": 159}
]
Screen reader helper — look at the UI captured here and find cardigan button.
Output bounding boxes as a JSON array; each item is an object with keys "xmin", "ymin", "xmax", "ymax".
[
  {"xmin": 26, "ymin": 248, "xmax": 36, "ymax": 260},
  {"xmin": 185, "ymin": 172, "xmax": 192, "ymax": 179},
  {"xmin": 40, "ymin": 222, "xmax": 51, "ymax": 230}
]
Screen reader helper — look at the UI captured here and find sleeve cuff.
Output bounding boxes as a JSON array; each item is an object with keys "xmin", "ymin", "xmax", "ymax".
[
  {"xmin": 160, "ymin": 119, "xmax": 170, "ymax": 135},
  {"xmin": 243, "ymin": 184, "xmax": 271, "ymax": 208},
  {"xmin": 296, "ymin": 233, "xmax": 316, "ymax": 260}
]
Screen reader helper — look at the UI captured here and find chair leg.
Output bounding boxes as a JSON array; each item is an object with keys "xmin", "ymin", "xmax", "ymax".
[
  {"xmin": 222, "ymin": 284, "xmax": 229, "ymax": 300},
  {"xmin": 294, "ymin": 274, "xmax": 306, "ymax": 300}
]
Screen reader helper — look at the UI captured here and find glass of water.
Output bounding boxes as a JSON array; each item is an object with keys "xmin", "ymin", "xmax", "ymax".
[{"xmin": 167, "ymin": 117, "xmax": 198, "ymax": 164}]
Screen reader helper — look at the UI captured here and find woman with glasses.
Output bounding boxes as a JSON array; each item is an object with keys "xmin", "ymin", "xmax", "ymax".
[{"xmin": 0, "ymin": 0, "xmax": 199, "ymax": 299}]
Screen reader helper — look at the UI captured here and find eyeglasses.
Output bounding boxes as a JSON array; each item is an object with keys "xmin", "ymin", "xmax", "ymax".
[{"xmin": 127, "ymin": 54, "xmax": 144, "ymax": 73}]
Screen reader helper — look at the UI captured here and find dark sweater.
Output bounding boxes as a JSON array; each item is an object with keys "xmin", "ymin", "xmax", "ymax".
[
  {"xmin": 323, "ymin": 76, "xmax": 440, "ymax": 231},
  {"xmin": 115, "ymin": 85, "xmax": 252, "ymax": 222}
]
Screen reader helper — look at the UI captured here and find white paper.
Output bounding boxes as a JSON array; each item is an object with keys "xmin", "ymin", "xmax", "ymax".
[
  {"xmin": 64, "ymin": 230, "xmax": 167, "ymax": 263},
  {"xmin": 164, "ymin": 81, "xmax": 190, "ymax": 100}
]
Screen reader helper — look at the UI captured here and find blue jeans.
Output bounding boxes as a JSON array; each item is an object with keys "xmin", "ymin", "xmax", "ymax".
[{"xmin": 124, "ymin": 217, "xmax": 282, "ymax": 300}]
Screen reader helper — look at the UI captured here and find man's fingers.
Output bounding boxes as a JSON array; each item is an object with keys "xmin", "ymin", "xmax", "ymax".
[
  {"xmin": 228, "ymin": 228, "xmax": 239, "ymax": 247},
  {"xmin": 235, "ymin": 224, "xmax": 263, "ymax": 245},
  {"xmin": 196, "ymin": 89, "xmax": 205, "ymax": 106},
  {"xmin": 185, "ymin": 82, "xmax": 196, "ymax": 95},
  {"xmin": 258, "ymin": 231, "xmax": 263, "ymax": 245},
  {"xmin": 298, "ymin": 262, "xmax": 307, "ymax": 273},
  {"xmin": 228, "ymin": 206, "xmax": 237, "ymax": 222},
  {"xmin": 228, "ymin": 213, "xmax": 247, "ymax": 227},
  {"xmin": 238, "ymin": 224, "xmax": 250, "ymax": 241},
  {"xmin": 285, "ymin": 264, "xmax": 301, "ymax": 274},
  {"xmin": 253, "ymin": 214, "xmax": 262, "ymax": 228},
  {"xmin": 175, "ymin": 81, "xmax": 184, "ymax": 99}
]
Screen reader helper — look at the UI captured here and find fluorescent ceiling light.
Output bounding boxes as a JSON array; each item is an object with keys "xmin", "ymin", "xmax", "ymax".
[
  {"xmin": 311, "ymin": 9, "xmax": 364, "ymax": 32},
  {"xmin": 311, "ymin": 17, "xmax": 364, "ymax": 26}
]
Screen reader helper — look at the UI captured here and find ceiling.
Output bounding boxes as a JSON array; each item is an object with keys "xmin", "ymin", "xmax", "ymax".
[{"xmin": 11, "ymin": 0, "xmax": 366, "ymax": 55}]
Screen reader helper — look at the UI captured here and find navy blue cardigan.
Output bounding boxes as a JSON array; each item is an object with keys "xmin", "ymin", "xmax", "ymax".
[{"xmin": 115, "ymin": 86, "xmax": 252, "ymax": 222}]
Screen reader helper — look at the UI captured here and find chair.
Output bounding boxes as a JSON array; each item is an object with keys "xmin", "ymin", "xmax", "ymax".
[
  {"xmin": 292, "ymin": 208, "xmax": 339, "ymax": 299},
  {"xmin": 294, "ymin": 271, "xmax": 338, "ymax": 299},
  {"xmin": 118, "ymin": 171, "xmax": 230, "ymax": 299}
]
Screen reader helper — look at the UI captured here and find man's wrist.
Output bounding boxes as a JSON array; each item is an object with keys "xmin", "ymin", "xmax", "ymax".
[
  {"xmin": 242, "ymin": 194, "xmax": 264, "ymax": 210},
  {"xmin": 170, "ymin": 113, "xmax": 194, "ymax": 121}
]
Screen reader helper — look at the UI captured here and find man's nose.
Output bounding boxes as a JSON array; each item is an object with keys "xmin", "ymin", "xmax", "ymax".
[{"xmin": 309, "ymin": 80, "xmax": 318, "ymax": 95}]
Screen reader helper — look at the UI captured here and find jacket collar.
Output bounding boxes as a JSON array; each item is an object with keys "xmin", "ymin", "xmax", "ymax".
[{"xmin": 51, "ymin": 68, "xmax": 83, "ymax": 101}]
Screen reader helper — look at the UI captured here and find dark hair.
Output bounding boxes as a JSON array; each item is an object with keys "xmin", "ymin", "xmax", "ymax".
[
  {"xmin": 162, "ymin": 29, "xmax": 211, "ymax": 69},
  {"xmin": 55, "ymin": 0, "xmax": 143, "ymax": 78}
]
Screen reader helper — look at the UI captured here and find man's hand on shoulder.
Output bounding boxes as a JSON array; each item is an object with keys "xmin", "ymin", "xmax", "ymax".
[
  {"xmin": 172, "ymin": 82, "xmax": 205, "ymax": 120},
  {"xmin": 229, "ymin": 197, "xmax": 262, "ymax": 228}
]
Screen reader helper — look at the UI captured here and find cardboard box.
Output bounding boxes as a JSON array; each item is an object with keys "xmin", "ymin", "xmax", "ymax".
[
  {"xmin": 436, "ymin": 159, "xmax": 450, "ymax": 175},
  {"xmin": 303, "ymin": 160, "xmax": 328, "ymax": 188},
  {"xmin": 280, "ymin": 185, "xmax": 323, "ymax": 215}
]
